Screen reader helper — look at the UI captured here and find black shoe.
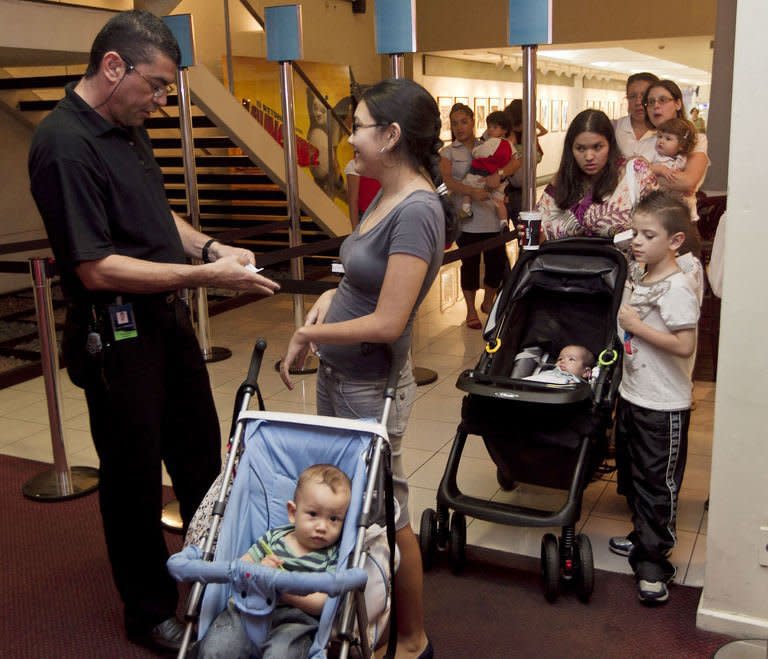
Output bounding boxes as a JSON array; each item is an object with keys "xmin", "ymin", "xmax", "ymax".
[{"xmin": 128, "ymin": 616, "xmax": 186, "ymax": 654}]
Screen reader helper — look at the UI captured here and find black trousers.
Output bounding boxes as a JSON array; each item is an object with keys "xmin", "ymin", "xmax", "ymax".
[
  {"xmin": 615, "ymin": 396, "xmax": 689, "ymax": 581},
  {"xmin": 456, "ymin": 230, "xmax": 508, "ymax": 291},
  {"xmin": 71, "ymin": 296, "xmax": 221, "ymax": 632}
]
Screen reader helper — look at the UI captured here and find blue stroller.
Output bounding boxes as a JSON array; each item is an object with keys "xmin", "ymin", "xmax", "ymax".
[{"xmin": 169, "ymin": 341, "xmax": 399, "ymax": 659}]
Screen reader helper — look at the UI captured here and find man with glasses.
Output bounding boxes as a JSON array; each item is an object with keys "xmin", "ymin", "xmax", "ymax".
[
  {"xmin": 28, "ymin": 10, "xmax": 279, "ymax": 652},
  {"xmin": 612, "ymin": 72, "xmax": 659, "ymax": 161}
]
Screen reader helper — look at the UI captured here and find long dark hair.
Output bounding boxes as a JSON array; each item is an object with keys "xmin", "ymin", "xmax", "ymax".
[
  {"xmin": 553, "ymin": 109, "xmax": 621, "ymax": 209},
  {"xmin": 85, "ymin": 10, "xmax": 181, "ymax": 77},
  {"xmin": 362, "ymin": 78, "xmax": 456, "ymax": 238}
]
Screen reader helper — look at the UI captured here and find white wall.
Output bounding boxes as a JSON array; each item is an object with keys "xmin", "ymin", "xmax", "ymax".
[{"xmin": 696, "ymin": 0, "xmax": 768, "ymax": 639}]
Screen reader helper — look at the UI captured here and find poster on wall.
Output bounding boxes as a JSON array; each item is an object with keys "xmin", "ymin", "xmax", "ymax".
[
  {"xmin": 550, "ymin": 99, "xmax": 561, "ymax": 132},
  {"xmin": 474, "ymin": 97, "xmax": 488, "ymax": 133},
  {"xmin": 489, "ymin": 97, "xmax": 501, "ymax": 113},
  {"xmin": 454, "ymin": 96, "xmax": 469, "ymax": 106},
  {"xmin": 504, "ymin": 97, "xmax": 515, "ymax": 109},
  {"xmin": 561, "ymin": 100, "xmax": 569, "ymax": 132},
  {"xmin": 226, "ymin": 56, "xmax": 353, "ymax": 211},
  {"xmin": 437, "ymin": 96, "xmax": 453, "ymax": 143}
]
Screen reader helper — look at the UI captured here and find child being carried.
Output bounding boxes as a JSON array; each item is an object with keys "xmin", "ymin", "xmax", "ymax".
[{"xmin": 460, "ymin": 111, "xmax": 513, "ymax": 221}]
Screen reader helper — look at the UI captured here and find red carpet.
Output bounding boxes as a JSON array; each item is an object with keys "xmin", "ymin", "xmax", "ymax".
[{"xmin": 1, "ymin": 454, "xmax": 732, "ymax": 658}]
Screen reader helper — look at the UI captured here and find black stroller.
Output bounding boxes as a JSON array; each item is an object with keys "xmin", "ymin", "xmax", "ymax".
[{"xmin": 419, "ymin": 238, "xmax": 627, "ymax": 602}]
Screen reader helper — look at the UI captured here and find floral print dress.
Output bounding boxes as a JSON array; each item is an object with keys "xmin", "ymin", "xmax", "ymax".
[{"xmin": 537, "ymin": 157, "xmax": 658, "ymax": 239}]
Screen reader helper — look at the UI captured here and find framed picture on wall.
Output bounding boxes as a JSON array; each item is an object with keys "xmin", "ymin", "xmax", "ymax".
[
  {"xmin": 504, "ymin": 97, "xmax": 515, "ymax": 109},
  {"xmin": 550, "ymin": 99, "xmax": 561, "ymax": 132},
  {"xmin": 539, "ymin": 97, "xmax": 550, "ymax": 132},
  {"xmin": 474, "ymin": 97, "xmax": 488, "ymax": 132},
  {"xmin": 437, "ymin": 96, "xmax": 453, "ymax": 142},
  {"xmin": 561, "ymin": 101, "xmax": 569, "ymax": 131},
  {"xmin": 489, "ymin": 97, "xmax": 501, "ymax": 113},
  {"xmin": 454, "ymin": 96, "xmax": 469, "ymax": 106}
]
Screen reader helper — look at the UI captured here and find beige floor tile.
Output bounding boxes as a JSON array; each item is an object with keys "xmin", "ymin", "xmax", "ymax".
[
  {"xmin": 409, "ymin": 395, "xmax": 463, "ymax": 425},
  {"xmin": 402, "ymin": 417, "xmax": 455, "ymax": 453},
  {"xmin": 408, "ymin": 450, "xmax": 496, "ymax": 498},
  {"xmin": 0, "ymin": 417, "xmax": 49, "ymax": 447},
  {"xmin": 683, "ymin": 533, "xmax": 706, "ymax": 587},
  {"xmin": 0, "ymin": 388, "xmax": 45, "ymax": 415}
]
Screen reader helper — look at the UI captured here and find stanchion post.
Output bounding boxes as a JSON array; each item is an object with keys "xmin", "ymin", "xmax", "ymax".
[
  {"xmin": 174, "ymin": 20, "xmax": 232, "ymax": 366},
  {"xmin": 22, "ymin": 258, "xmax": 98, "ymax": 501},
  {"xmin": 266, "ymin": 4, "xmax": 318, "ymax": 375},
  {"xmin": 508, "ymin": 1, "xmax": 553, "ymax": 209},
  {"xmin": 375, "ymin": 0, "xmax": 437, "ymax": 387}
]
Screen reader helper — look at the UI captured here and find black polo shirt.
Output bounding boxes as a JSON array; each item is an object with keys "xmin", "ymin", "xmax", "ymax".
[{"xmin": 28, "ymin": 83, "xmax": 185, "ymax": 302}]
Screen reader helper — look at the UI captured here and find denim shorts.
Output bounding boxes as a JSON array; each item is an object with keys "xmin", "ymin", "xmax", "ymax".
[{"xmin": 316, "ymin": 357, "xmax": 417, "ymax": 530}]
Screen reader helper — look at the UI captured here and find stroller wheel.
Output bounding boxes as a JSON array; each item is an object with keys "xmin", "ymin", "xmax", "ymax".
[
  {"xmin": 419, "ymin": 508, "xmax": 438, "ymax": 572},
  {"xmin": 449, "ymin": 512, "xmax": 467, "ymax": 574},
  {"xmin": 541, "ymin": 533, "xmax": 560, "ymax": 603},
  {"xmin": 574, "ymin": 534, "xmax": 594, "ymax": 602}
]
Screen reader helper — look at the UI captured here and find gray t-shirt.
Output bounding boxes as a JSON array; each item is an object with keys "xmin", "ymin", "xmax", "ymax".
[
  {"xmin": 440, "ymin": 139, "xmax": 501, "ymax": 233},
  {"xmin": 318, "ymin": 190, "xmax": 445, "ymax": 379}
]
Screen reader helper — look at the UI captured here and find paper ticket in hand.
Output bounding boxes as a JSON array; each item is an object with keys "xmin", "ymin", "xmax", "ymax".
[{"xmin": 244, "ymin": 264, "xmax": 263, "ymax": 274}]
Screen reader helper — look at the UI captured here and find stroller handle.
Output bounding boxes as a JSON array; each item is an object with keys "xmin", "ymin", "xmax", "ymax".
[{"xmin": 245, "ymin": 339, "xmax": 267, "ymax": 392}]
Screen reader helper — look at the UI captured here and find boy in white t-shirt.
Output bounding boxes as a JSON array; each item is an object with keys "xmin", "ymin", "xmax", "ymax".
[{"xmin": 610, "ymin": 191, "xmax": 700, "ymax": 605}]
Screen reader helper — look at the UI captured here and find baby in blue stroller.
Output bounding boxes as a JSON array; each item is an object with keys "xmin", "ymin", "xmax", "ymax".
[
  {"xmin": 192, "ymin": 464, "xmax": 353, "ymax": 658},
  {"xmin": 168, "ymin": 399, "xmax": 398, "ymax": 659}
]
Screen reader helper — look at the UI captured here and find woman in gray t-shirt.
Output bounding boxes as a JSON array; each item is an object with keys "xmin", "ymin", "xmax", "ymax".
[{"xmin": 280, "ymin": 79, "xmax": 454, "ymax": 659}]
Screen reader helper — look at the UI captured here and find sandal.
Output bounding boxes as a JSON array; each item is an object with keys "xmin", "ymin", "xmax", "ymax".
[{"xmin": 465, "ymin": 317, "xmax": 482, "ymax": 330}]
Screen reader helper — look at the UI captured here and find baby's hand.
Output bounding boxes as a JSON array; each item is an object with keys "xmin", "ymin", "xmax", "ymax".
[{"xmin": 260, "ymin": 554, "xmax": 284, "ymax": 570}]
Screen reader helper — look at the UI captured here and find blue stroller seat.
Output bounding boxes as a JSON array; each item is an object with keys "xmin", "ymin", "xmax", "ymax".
[{"xmin": 169, "ymin": 410, "xmax": 395, "ymax": 658}]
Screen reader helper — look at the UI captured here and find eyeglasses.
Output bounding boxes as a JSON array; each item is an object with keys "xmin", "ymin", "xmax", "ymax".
[
  {"xmin": 645, "ymin": 96, "xmax": 675, "ymax": 108},
  {"xmin": 121, "ymin": 54, "xmax": 175, "ymax": 98},
  {"xmin": 351, "ymin": 122, "xmax": 385, "ymax": 135}
]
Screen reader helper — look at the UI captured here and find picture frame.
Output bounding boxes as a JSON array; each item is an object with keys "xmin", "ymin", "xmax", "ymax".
[
  {"xmin": 504, "ymin": 97, "xmax": 515, "ymax": 110},
  {"xmin": 550, "ymin": 99, "xmax": 561, "ymax": 132},
  {"xmin": 539, "ymin": 97, "xmax": 550, "ymax": 132},
  {"xmin": 561, "ymin": 100, "xmax": 569, "ymax": 132},
  {"xmin": 489, "ymin": 97, "xmax": 501, "ymax": 113},
  {"xmin": 474, "ymin": 97, "xmax": 488, "ymax": 133},
  {"xmin": 454, "ymin": 96, "xmax": 469, "ymax": 106},
  {"xmin": 437, "ymin": 96, "xmax": 453, "ymax": 142}
]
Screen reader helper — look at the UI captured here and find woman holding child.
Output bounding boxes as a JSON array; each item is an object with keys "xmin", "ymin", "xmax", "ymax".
[
  {"xmin": 643, "ymin": 79, "xmax": 710, "ymax": 205},
  {"xmin": 535, "ymin": 108, "xmax": 657, "ymax": 240},
  {"xmin": 280, "ymin": 78, "xmax": 452, "ymax": 659},
  {"xmin": 440, "ymin": 103, "xmax": 520, "ymax": 328}
]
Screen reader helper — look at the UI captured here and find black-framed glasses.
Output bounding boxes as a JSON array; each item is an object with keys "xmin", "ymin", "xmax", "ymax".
[
  {"xmin": 120, "ymin": 54, "xmax": 175, "ymax": 98},
  {"xmin": 351, "ymin": 122, "xmax": 385, "ymax": 135}
]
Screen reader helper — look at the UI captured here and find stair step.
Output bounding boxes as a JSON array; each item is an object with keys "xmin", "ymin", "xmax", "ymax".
[
  {"xmin": 165, "ymin": 187, "xmax": 285, "ymax": 201},
  {"xmin": 151, "ymin": 136, "xmax": 236, "ymax": 150},
  {"xmin": 156, "ymin": 155, "xmax": 254, "ymax": 168},
  {"xmin": 146, "ymin": 115, "xmax": 216, "ymax": 129},
  {"xmin": 163, "ymin": 172, "xmax": 273, "ymax": 186},
  {"xmin": 0, "ymin": 74, "xmax": 81, "ymax": 90}
]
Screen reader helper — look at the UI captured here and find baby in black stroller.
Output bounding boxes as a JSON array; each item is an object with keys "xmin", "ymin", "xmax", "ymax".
[{"xmin": 420, "ymin": 237, "xmax": 627, "ymax": 603}]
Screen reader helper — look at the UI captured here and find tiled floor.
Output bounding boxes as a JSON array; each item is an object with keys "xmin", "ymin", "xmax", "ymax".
[{"xmin": 0, "ymin": 288, "xmax": 713, "ymax": 587}]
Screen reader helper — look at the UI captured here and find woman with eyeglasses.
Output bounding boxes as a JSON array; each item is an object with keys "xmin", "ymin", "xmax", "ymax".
[
  {"xmin": 643, "ymin": 79, "xmax": 710, "ymax": 204},
  {"xmin": 613, "ymin": 72, "xmax": 659, "ymax": 160},
  {"xmin": 534, "ymin": 108, "xmax": 658, "ymax": 240},
  {"xmin": 280, "ymin": 78, "xmax": 454, "ymax": 659},
  {"xmin": 440, "ymin": 103, "xmax": 520, "ymax": 329}
]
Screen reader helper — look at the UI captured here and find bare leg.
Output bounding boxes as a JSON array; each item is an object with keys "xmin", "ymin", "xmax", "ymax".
[
  {"xmin": 480, "ymin": 284, "xmax": 497, "ymax": 314},
  {"xmin": 390, "ymin": 525, "xmax": 429, "ymax": 658},
  {"xmin": 464, "ymin": 289, "xmax": 480, "ymax": 326}
]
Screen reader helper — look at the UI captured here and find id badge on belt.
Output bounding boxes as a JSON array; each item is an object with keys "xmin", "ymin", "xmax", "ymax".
[{"xmin": 108, "ymin": 302, "xmax": 138, "ymax": 341}]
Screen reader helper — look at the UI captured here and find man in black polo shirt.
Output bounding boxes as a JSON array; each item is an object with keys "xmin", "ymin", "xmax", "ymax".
[{"xmin": 28, "ymin": 10, "xmax": 279, "ymax": 653}]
